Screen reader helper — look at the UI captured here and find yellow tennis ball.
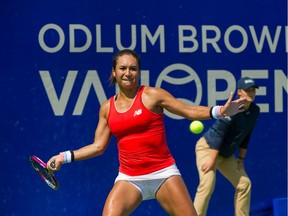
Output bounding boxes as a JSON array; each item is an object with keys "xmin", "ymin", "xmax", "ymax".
[{"xmin": 189, "ymin": 121, "xmax": 204, "ymax": 134}]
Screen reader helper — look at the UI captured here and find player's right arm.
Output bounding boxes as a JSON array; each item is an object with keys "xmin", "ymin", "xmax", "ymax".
[
  {"xmin": 48, "ymin": 100, "xmax": 112, "ymax": 170},
  {"xmin": 73, "ymin": 99, "xmax": 112, "ymax": 160}
]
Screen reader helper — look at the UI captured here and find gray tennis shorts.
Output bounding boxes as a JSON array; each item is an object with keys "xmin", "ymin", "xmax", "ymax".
[{"xmin": 115, "ymin": 164, "xmax": 181, "ymax": 200}]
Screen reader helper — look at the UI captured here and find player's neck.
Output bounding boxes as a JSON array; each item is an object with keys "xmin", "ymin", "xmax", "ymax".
[{"xmin": 116, "ymin": 86, "xmax": 139, "ymax": 102}]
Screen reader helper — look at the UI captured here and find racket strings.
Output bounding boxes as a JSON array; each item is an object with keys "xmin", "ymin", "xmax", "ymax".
[{"xmin": 30, "ymin": 156, "xmax": 59, "ymax": 190}]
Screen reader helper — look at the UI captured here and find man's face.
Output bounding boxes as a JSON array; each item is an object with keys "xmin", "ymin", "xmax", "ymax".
[{"xmin": 238, "ymin": 87, "xmax": 256, "ymax": 103}]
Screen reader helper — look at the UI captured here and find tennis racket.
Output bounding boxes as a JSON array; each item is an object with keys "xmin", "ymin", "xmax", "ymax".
[{"xmin": 29, "ymin": 155, "xmax": 59, "ymax": 190}]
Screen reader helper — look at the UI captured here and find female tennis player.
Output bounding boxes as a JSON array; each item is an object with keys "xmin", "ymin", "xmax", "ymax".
[{"xmin": 47, "ymin": 49, "xmax": 247, "ymax": 216}]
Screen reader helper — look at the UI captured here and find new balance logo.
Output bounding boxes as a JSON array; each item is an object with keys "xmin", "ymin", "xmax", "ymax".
[{"xmin": 134, "ymin": 109, "xmax": 142, "ymax": 116}]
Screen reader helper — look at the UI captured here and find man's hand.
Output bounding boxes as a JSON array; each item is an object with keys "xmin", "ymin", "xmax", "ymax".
[
  {"xmin": 236, "ymin": 160, "xmax": 245, "ymax": 172},
  {"xmin": 201, "ymin": 158, "xmax": 215, "ymax": 174}
]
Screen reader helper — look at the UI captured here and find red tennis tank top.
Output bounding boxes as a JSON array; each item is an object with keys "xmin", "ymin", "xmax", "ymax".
[{"xmin": 108, "ymin": 86, "xmax": 175, "ymax": 176}]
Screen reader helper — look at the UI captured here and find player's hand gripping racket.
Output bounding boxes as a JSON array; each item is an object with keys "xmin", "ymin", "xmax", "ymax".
[{"xmin": 29, "ymin": 155, "xmax": 59, "ymax": 190}]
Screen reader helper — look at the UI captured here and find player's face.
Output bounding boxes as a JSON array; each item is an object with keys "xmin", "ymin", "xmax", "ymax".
[
  {"xmin": 238, "ymin": 87, "xmax": 256, "ymax": 102},
  {"xmin": 112, "ymin": 54, "xmax": 140, "ymax": 88}
]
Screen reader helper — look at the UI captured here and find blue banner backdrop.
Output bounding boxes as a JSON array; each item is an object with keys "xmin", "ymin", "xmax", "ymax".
[{"xmin": 1, "ymin": 0, "xmax": 287, "ymax": 215}]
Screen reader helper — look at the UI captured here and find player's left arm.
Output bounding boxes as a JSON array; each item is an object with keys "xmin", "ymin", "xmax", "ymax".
[
  {"xmin": 144, "ymin": 87, "xmax": 213, "ymax": 120},
  {"xmin": 145, "ymin": 87, "xmax": 247, "ymax": 120}
]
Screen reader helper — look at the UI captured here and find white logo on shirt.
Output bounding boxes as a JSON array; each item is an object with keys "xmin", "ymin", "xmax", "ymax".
[{"xmin": 134, "ymin": 109, "xmax": 142, "ymax": 116}]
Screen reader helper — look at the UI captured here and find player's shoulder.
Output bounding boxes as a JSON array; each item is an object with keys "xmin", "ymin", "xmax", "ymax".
[
  {"xmin": 143, "ymin": 85, "xmax": 169, "ymax": 96},
  {"xmin": 99, "ymin": 99, "xmax": 111, "ymax": 116},
  {"xmin": 101, "ymin": 99, "xmax": 110, "ymax": 107}
]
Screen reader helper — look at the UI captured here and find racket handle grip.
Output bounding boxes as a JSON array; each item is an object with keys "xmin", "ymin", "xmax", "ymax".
[{"xmin": 50, "ymin": 162, "xmax": 56, "ymax": 169}]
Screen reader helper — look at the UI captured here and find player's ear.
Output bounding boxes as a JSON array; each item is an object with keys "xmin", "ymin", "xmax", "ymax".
[{"xmin": 112, "ymin": 67, "xmax": 116, "ymax": 77}]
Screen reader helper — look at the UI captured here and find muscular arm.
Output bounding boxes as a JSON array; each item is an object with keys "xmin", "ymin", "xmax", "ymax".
[
  {"xmin": 48, "ymin": 100, "xmax": 112, "ymax": 170},
  {"xmin": 73, "ymin": 100, "xmax": 112, "ymax": 160},
  {"xmin": 142, "ymin": 86, "xmax": 246, "ymax": 120}
]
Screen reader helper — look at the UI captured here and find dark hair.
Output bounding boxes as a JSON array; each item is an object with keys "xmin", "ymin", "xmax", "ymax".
[{"xmin": 109, "ymin": 49, "xmax": 141, "ymax": 85}]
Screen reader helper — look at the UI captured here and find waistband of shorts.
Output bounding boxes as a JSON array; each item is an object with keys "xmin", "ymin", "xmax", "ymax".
[{"xmin": 115, "ymin": 164, "xmax": 181, "ymax": 182}]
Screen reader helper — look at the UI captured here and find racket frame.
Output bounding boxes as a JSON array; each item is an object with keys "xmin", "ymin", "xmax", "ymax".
[{"xmin": 29, "ymin": 155, "xmax": 59, "ymax": 190}]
